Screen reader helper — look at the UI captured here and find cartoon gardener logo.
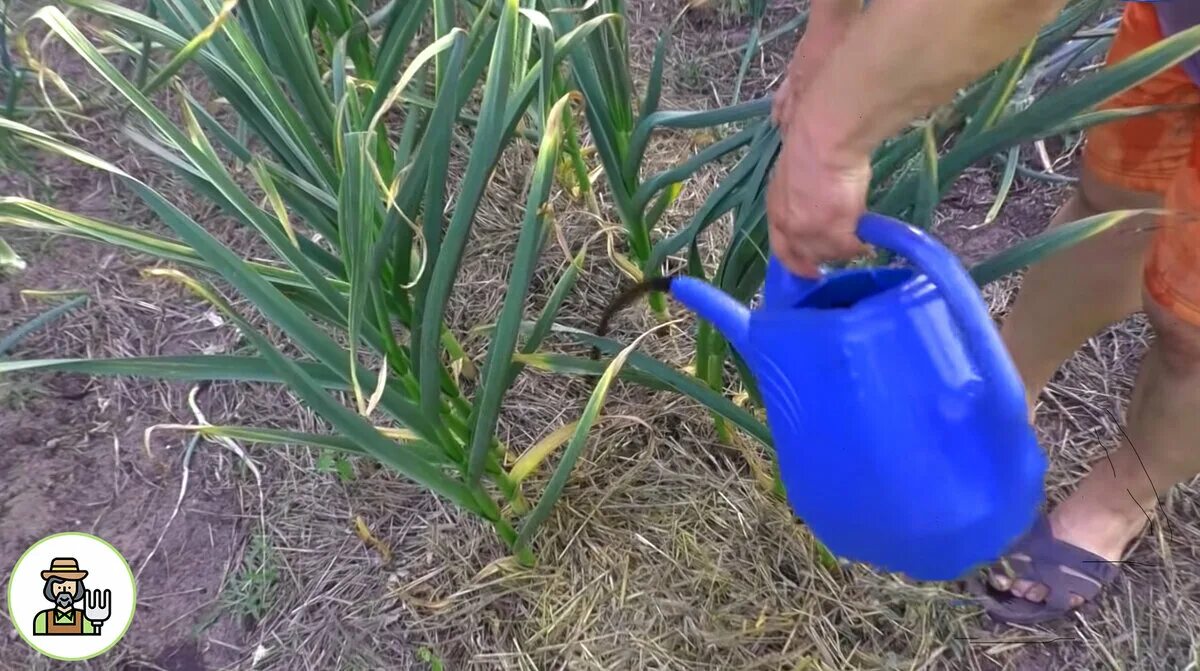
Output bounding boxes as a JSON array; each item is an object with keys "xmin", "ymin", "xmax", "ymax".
[
  {"xmin": 35, "ymin": 557, "xmax": 108, "ymax": 636},
  {"xmin": 7, "ymin": 532, "xmax": 136, "ymax": 661}
]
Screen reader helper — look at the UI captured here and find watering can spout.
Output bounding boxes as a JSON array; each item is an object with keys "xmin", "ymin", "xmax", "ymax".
[{"xmin": 667, "ymin": 276, "xmax": 751, "ymax": 350}]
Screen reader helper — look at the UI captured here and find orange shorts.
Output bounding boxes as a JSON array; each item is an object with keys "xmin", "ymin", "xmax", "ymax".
[{"xmin": 1082, "ymin": 2, "xmax": 1200, "ymax": 325}]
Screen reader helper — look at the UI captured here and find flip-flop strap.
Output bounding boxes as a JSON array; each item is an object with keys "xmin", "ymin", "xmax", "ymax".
[
  {"xmin": 998, "ymin": 515, "xmax": 1121, "ymax": 611},
  {"xmin": 1041, "ymin": 563, "xmax": 1106, "ymax": 611},
  {"xmin": 1007, "ymin": 516, "xmax": 1122, "ymax": 585}
]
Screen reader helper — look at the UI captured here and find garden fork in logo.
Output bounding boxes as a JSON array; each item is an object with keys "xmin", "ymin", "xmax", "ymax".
[{"xmin": 84, "ymin": 589, "xmax": 110, "ymax": 633}]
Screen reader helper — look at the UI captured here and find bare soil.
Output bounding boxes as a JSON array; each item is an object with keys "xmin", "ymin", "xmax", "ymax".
[
  {"xmin": 0, "ymin": 181, "xmax": 250, "ymax": 671},
  {"xmin": 0, "ymin": 24, "xmax": 255, "ymax": 669}
]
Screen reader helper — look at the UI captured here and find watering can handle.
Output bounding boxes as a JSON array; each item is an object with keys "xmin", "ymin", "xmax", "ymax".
[{"xmin": 856, "ymin": 212, "xmax": 1029, "ymax": 422}]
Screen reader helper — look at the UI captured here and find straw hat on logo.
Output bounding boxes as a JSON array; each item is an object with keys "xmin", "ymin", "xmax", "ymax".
[{"xmin": 40, "ymin": 557, "xmax": 88, "ymax": 580}]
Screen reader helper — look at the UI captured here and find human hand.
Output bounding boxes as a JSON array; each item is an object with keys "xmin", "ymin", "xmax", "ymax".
[{"xmin": 765, "ymin": 110, "xmax": 872, "ymax": 278}]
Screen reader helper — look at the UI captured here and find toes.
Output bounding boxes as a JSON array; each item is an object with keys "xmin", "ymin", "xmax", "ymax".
[
  {"xmin": 979, "ymin": 556, "xmax": 1090, "ymax": 612},
  {"xmin": 1023, "ymin": 583, "xmax": 1049, "ymax": 603},
  {"xmin": 988, "ymin": 571, "xmax": 1012, "ymax": 591},
  {"xmin": 986, "ymin": 559, "xmax": 1018, "ymax": 591},
  {"xmin": 1010, "ymin": 579, "xmax": 1035, "ymax": 598}
]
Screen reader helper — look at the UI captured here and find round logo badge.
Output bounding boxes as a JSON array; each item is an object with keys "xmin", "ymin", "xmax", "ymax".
[{"xmin": 6, "ymin": 532, "xmax": 137, "ymax": 661}]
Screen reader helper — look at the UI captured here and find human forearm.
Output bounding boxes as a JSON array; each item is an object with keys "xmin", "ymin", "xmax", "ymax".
[
  {"xmin": 803, "ymin": 0, "xmax": 863, "ymax": 49},
  {"xmin": 787, "ymin": 0, "xmax": 862, "ymax": 74},
  {"xmin": 764, "ymin": 0, "xmax": 1072, "ymax": 276},
  {"xmin": 792, "ymin": 0, "xmax": 1071, "ymax": 163},
  {"xmin": 773, "ymin": 0, "xmax": 863, "ymax": 128}
]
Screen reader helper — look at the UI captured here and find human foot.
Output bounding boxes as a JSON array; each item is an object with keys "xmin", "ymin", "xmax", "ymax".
[
  {"xmin": 966, "ymin": 490, "xmax": 1151, "ymax": 624},
  {"xmin": 986, "ymin": 497, "xmax": 1149, "ymax": 607}
]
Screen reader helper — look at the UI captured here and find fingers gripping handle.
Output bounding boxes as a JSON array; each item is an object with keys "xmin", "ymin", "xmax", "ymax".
[{"xmin": 855, "ymin": 213, "xmax": 1029, "ymax": 421}]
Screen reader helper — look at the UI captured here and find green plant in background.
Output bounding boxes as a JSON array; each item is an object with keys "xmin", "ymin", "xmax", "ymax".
[
  {"xmin": 729, "ymin": 0, "xmax": 768, "ymax": 106},
  {"xmin": 0, "ymin": 293, "xmax": 88, "ymax": 411},
  {"xmin": 0, "ymin": 0, "xmax": 28, "ymax": 144},
  {"xmin": 417, "ymin": 646, "xmax": 446, "ymax": 671},
  {"xmin": 0, "ymin": 235, "xmax": 22, "ymax": 273},
  {"xmin": 0, "ymin": 0, "xmax": 634, "ymax": 562},
  {"xmin": 0, "ymin": 292, "xmax": 89, "ymax": 358},
  {"xmin": 540, "ymin": 0, "xmax": 773, "ymax": 314},
  {"xmin": 540, "ymin": 0, "xmax": 1089, "ymax": 437},
  {"xmin": 528, "ymin": 0, "xmax": 1200, "ymax": 453},
  {"xmin": 222, "ymin": 532, "xmax": 279, "ymax": 627},
  {"xmin": 316, "ymin": 447, "xmax": 356, "ymax": 483},
  {"xmin": 1, "ymin": 0, "xmax": 29, "ymax": 272}
]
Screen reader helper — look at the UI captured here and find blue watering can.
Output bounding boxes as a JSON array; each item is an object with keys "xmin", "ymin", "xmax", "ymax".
[{"xmin": 666, "ymin": 212, "xmax": 1047, "ymax": 581}]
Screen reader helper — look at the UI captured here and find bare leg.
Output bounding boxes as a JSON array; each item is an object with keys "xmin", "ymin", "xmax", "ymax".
[
  {"xmin": 1000, "ymin": 167, "xmax": 1159, "ymax": 416},
  {"xmin": 997, "ymin": 289, "xmax": 1200, "ymax": 606},
  {"xmin": 991, "ymin": 169, "xmax": 1200, "ymax": 606}
]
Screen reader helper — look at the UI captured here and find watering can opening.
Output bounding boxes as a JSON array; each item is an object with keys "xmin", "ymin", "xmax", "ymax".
[{"xmin": 792, "ymin": 267, "xmax": 916, "ymax": 310}]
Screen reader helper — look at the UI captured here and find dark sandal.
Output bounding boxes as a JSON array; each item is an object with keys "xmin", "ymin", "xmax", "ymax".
[{"xmin": 965, "ymin": 514, "xmax": 1121, "ymax": 625}]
